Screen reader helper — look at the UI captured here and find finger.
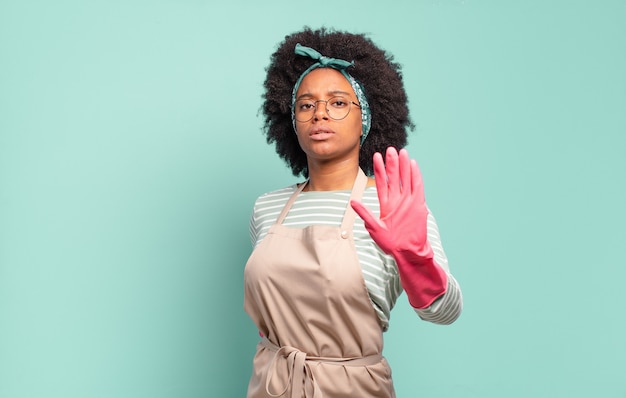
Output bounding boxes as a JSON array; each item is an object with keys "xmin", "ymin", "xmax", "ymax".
[
  {"xmin": 372, "ymin": 152, "xmax": 388, "ymax": 208},
  {"xmin": 385, "ymin": 147, "xmax": 400, "ymax": 200},
  {"xmin": 398, "ymin": 148, "xmax": 411, "ymax": 195},
  {"xmin": 350, "ymin": 200, "xmax": 382, "ymax": 232}
]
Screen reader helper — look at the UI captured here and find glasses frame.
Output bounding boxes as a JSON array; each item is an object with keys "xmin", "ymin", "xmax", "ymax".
[{"xmin": 292, "ymin": 96, "xmax": 361, "ymax": 123}]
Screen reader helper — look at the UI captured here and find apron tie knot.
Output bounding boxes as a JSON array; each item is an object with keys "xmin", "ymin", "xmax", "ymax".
[
  {"xmin": 263, "ymin": 338, "xmax": 321, "ymax": 398},
  {"xmin": 260, "ymin": 337, "xmax": 383, "ymax": 397}
]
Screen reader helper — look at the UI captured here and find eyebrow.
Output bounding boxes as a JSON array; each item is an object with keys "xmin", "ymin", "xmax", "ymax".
[{"xmin": 296, "ymin": 90, "xmax": 353, "ymax": 100}]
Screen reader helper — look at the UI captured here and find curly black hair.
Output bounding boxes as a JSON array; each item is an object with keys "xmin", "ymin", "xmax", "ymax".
[{"xmin": 261, "ymin": 27, "xmax": 414, "ymax": 177}]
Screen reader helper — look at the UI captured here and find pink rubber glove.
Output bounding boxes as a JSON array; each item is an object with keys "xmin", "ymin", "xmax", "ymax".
[{"xmin": 351, "ymin": 147, "xmax": 448, "ymax": 309}]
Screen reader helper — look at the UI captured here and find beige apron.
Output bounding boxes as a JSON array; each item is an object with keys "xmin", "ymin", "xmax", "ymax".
[{"xmin": 244, "ymin": 169, "xmax": 395, "ymax": 398}]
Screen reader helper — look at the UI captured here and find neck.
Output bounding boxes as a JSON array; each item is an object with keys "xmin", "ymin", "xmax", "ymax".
[{"xmin": 305, "ymin": 161, "xmax": 359, "ymax": 191}]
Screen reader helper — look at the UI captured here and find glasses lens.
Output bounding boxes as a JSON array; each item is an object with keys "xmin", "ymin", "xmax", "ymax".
[
  {"xmin": 293, "ymin": 96, "xmax": 352, "ymax": 122},
  {"xmin": 294, "ymin": 99, "xmax": 315, "ymax": 122},
  {"xmin": 326, "ymin": 97, "xmax": 351, "ymax": 120}
]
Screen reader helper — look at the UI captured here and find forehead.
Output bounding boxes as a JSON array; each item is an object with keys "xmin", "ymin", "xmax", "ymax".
[{"xmin": 296, "ymin": 68, "xmax": 356, "ymax": 98}]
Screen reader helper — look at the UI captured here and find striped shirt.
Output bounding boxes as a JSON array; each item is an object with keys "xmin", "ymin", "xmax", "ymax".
[{"xmin": 249, "ymin": 185, "xmax": 463, "ymax": 330}]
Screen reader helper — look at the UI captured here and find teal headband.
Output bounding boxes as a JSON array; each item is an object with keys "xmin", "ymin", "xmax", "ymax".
[{"xmin": 291, "ymin": 43, "xmax": 372, "ymax": 145}]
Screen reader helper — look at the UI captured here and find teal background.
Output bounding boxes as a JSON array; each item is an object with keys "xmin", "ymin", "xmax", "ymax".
[{"xmin": 1, "ymin": 0, "xmax": 625, "ymax": 397}]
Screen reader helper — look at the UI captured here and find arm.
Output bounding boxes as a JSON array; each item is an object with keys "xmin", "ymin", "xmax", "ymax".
[
  {"xmin": 413, "ymin": 211, "xmax": 462, "ymax": 325},
  {"xmin": 351, "ymin": 147, "xmax": 462, "ymax": 323},
  {"xmin": 249, "ymin": 207, "xmax": 259, "ymax": 248}
]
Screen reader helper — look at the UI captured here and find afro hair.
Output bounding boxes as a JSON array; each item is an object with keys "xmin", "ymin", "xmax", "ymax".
[{"xmin": 262, "ymin": 27, "xmax": 414, "ymax": 177}]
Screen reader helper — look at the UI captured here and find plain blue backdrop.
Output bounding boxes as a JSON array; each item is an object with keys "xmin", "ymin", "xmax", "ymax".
[{"xmin": 1, "ymin": 1, "xmax": 625, "ymax": 397}]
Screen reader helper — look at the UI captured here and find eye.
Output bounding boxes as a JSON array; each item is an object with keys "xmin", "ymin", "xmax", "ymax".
[
  {"xmin": 329, "ymin": 97, "xmax": 349, "ymax": 108},
  {"xmin": 297, "ymin": 101, "xmax": 315, "ymax": 111}
]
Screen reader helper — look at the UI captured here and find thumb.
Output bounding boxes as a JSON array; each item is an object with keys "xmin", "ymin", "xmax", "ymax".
[{"xmin": 350, "ymin": 200, "xmax": 382, "ymax": 232}]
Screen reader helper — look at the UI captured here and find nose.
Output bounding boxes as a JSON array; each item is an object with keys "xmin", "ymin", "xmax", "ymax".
[{"xmin": 313, "ymin": 100, "xmax": 329, "ymax": 121}]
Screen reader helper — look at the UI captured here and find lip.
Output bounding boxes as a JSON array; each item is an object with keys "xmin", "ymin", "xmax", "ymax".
[{"xmin": 309, "ymin": 128, "xmax": 335, "ymax": 140}]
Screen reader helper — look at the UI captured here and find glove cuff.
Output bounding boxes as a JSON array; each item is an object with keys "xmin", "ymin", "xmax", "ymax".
[{"xmin": 393, "ymin": 250, "xmax": 448, "ymax": 309}]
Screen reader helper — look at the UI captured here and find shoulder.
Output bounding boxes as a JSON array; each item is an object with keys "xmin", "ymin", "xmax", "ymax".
[{"xmin": 253, "ymin": 185, "xmax": 297, "ymax": 211}]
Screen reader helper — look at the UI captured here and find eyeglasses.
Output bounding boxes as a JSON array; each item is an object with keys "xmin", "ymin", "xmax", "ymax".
[{"xmin": 293, "ymin": 96, "xmax": 361, "ymax": 122}]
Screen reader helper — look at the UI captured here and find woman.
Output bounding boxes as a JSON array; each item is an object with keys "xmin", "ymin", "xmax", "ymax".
[{"xmin": 244, "ymin": 27, "xmax": 463, "ymax": 397}]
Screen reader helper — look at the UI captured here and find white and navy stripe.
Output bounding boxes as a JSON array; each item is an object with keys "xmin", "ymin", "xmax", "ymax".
[{"xmin": 249, "ymin": 185, "xmax": 462, "ymax": 330}]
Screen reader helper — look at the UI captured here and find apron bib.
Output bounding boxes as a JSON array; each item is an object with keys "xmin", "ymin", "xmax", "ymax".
[{"xmin": 244, "ymin": 170, "xmax": 395, "ymax": 398}]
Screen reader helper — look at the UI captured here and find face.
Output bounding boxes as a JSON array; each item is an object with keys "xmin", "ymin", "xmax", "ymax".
[{"xmin": 293, "ymin": 68, "xmax": 363, "ymax": 165}]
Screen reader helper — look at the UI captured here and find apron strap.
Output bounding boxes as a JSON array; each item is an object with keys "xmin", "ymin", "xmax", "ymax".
[
  {"xmin": 275, "ymin": 180, "xmax": 309, "ymax": 225},
  {"xmin": 340, "ymin": 168, "xmax": 368, "ymax": 236}
]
